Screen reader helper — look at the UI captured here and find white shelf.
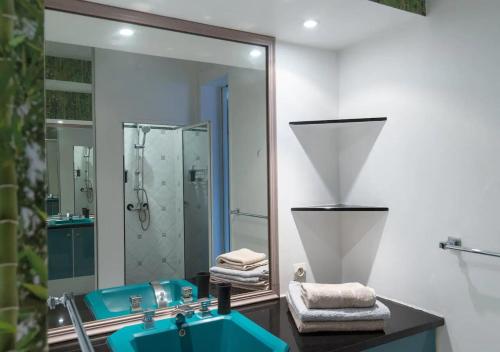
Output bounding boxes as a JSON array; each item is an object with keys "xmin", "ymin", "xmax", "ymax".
[
  {"xmin": 46, "ymin": 119, "xmax": 93, "ymax": 127},
  {"xmin": 45, "ymin": 79, "xmax": 92, "ymax": 94}
]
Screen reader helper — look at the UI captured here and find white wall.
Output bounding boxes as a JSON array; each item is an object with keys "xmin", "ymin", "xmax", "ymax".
[
  {"xmin": 276, "ymin": 42, "xmax": 343, "ymax": 292},
  {"xmin": 338, "ymin": 0, "xmax": 500, "ymax": 351},
  {"xmin": 228, "ymin": 68, "xmax": 269, "ymax": 256}
]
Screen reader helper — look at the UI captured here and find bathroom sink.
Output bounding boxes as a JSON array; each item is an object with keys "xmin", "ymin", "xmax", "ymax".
[
  {"xmin": 108, "ymin": 310, "xmax": 289, "ymax": 352},
  {"xmin": 47, "ymin": 217, "xmax": 94, "ymax": 226},
  {"xmin": 85, "ymin": 279, "xmax": 198, "ymax": 320}
]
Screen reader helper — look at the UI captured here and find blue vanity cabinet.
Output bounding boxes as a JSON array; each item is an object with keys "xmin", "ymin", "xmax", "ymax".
[
  {"xmin": 74, "ymin": 226, "xmax": 95, "ymax": 277},
  {"xmin": 48, "ymin": 227, "xmax": 74, "ymax": 280},
  {"xmin": 48, "ymin": 222, "xmax": 95, "ymax": 280}
]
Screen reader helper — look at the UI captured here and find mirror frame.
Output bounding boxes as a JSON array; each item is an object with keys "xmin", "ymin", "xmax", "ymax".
[{"xmin": 45, "ymin": 0, "xmax": 279, "ymax": 344}]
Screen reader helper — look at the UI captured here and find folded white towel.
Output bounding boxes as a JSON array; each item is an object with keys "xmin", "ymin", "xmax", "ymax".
[
  {"xmin": 288, "ymin": 281, "xmax": 390, "ymax": 322},
  {"xmin": 301, "ymin": 281, "xmax": 376, "ymax": 309},
  {"xmin": 211, "ymin": 272, "xmax": 263, "ymax": 283},
  {"xmin": 210, "ymin": 276, "xmax": 269, "ymax": 291},
  {"xmin": 288, "ymin": 301, "xmax": 385, "ymax": 333},
  {"xmin": 216, "ymin": 248, "xmax": 267, "ymax": 271},
  {"xmin": 218, "ymin": 259, "xmax": 268, "ymax": 271},
  {"xmin": 209, "ymin": 265, "xmax": 269, "ymax": 279}
]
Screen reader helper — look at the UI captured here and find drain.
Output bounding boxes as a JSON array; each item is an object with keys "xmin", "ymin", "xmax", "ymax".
[{"xmin": 178, "ymin": 328, "xmax": 186, "ymax": 337}]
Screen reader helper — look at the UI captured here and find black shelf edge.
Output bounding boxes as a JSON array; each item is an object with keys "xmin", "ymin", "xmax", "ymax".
[
  {"xmin": 289, "ymin": 117, "xmax": 387, "ymax": 126},
  {"xmin": 291, "ymin": 204, "xmax": 389, "ymax": 212}
]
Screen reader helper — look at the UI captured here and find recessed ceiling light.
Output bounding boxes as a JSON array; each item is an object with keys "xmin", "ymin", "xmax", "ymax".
[
  {"xmin": 303, "ymin": 19, "xmax": 318, "ymax": 29},
  {"xmin": 57, "ymin": 120, "xmax": 64, "ymax": 124},
  {"xmin": 249, "ymin": 49, "xmax": 262, "ymax": 58},
  {"xmin": 119, "ymin": 28, "xmax": 135, "ymax": 37}
]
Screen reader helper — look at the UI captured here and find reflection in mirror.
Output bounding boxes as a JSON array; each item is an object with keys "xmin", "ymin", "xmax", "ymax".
[
  {"xmin": 45, "ymin": 9, "xmax": 270, "ymax": 330},
  {"xmin": 73, "ymin": 146, "xmax": 95, "ymax": 215},
  {"xmin": 123, "ymin": 122, "xmax": 211, "ymax": 285}
]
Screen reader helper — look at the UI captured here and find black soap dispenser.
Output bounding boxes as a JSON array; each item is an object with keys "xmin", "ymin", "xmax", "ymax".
[
  {"xmin": 196, "ymin": 272, "xmax": 210, "ymax": 299},
  {"xmin": 217, "ymin": 282, "xmax": 231, "ymax": 315}
]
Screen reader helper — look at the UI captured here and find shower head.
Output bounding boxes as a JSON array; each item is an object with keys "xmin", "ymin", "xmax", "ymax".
[{"xmin": 138, "ymin": 125, "xmax": 151, "ymax": 148}]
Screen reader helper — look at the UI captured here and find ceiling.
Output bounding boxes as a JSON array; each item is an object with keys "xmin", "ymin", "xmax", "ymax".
[
  {"xmin": 85, "ymin": 0, "xmax": 423, "ymax": 50},
  {"xmin": 45, "ymin": 10, "xmax": 265, "ymax": 70}
]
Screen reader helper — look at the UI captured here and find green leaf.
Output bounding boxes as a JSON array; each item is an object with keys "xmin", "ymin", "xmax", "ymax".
[
  {"xmin": 0, "ymin": 322, "xmax": 16, "ymax": 334},
  {"xmin": 19, "ymin": 248, "xmax": 47, "ymax": 283},
  {"xmin": 22, "ymin": 283, "xmax": 48, "ymax": 301},
  {"xmin": 9, "ymin": 35, "xmax": 27, "ymax": 47},
  {"xmin": 16, "ymin": 325, "xmax": 40, "ymax": 350}
]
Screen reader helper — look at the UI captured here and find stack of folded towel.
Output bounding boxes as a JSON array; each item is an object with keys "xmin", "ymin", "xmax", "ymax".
[
  {"xmin": 210, "ymin": 248, "xmax": 269, "ymax": 291},
  {"xmin": 287, "ymin": 281, "xmax": 390, "ymax": 333}
]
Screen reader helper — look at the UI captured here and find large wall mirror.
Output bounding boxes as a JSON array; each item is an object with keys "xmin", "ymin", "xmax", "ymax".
[{"xmin": 45, "ymin": 0, "xmax": 277, "ymax": 342}]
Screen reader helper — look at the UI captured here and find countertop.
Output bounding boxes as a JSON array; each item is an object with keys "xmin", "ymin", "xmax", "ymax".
[{"xmin": 49, "ymin": 297, "xmax": 444, "ymax": 352}]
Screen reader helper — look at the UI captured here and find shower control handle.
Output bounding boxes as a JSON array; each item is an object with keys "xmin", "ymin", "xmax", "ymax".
[{"xmin": 126, "ymin": 203, "xmax": 135, "ymax": 211}]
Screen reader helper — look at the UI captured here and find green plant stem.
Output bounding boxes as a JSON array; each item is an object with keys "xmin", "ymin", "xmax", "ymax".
[{"xmin": 0, "ymin": 0, "xmax": 18, "ymax": 350}]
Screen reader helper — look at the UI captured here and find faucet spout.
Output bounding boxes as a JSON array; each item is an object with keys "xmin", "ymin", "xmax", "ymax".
[
  {"xmin": 173, "ymin": 304, "xmax": 194, "ymax": 328},
  {"xmin": 150, "ymin": 281, "xmax": 168, "ymax": 308},
  {"xmin": 175, "ymin": 312, "xmax": 187, "ymax": 327}
]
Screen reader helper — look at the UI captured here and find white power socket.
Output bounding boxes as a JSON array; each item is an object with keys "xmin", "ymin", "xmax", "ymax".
[{"xmin": 293, "ymin": 262, "xmax": 306, "ymax": 282}]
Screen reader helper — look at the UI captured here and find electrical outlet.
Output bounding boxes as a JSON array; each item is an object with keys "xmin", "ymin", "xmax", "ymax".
[{"xmin": 293, "ymin": 262, "xmax": 306, "ymax": 282}]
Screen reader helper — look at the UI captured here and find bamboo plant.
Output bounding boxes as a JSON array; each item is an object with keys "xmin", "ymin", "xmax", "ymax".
[
  {"xmin": 0, "ymin": 1, "xmax": 19, "ymax": 349},
  {"xmin": 370, "ymin": 0, "xmax": 426, "ymax": 15},
  {"xmin": 1, "ymin": 0, "xmax": 46, "ymax": 350}
]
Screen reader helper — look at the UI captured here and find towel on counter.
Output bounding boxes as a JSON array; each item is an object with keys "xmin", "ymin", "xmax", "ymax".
[
  {"xmin": 288, "ymin": 281, "xmax": 390, "ymax": 322},
  {"xmin": 211, "ymin": 276, "xmax": 269, "ymax": 291},
  {"xmin": 300, "ymin": 281, "xmax": 376, "ymax": 309},
  {"xmin": 216, "ymin": 248, "xmax": 267, "ymax": 271},
  {"xmin": 211, "ymin": 274, "xmax": 265, "ymax": 284},
  {"xmin": 209, "ymin": 265, "xmax": 269, "ymax": 279},
  {"xmin": 288, "ymin": 302, "xmax": 385, "ymax": 333},
  {"xmin": 211, "ymin": 272, "xmax": 263, "ymax": 283}
]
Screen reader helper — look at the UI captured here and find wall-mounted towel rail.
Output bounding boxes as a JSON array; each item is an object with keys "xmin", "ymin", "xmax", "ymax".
[
  {"xmin": 439, "ymin": 237, "xmax": 500, "ymax": 258},
  {"xmin": 231, "ymin": 208, "xmax": 268, "ymax": 219}
]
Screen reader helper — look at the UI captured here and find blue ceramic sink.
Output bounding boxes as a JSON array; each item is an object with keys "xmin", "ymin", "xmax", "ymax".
[
  {"xmin": 108, "ymin": 310, "xmax": 289, "ymax": 352},
  {"xmin": 47, "ymin": 217, "xmax": 94, "ymax": 226},
  {"xmin": 85, "ymin": 279, "xmax": 198, "ymax": 320}
]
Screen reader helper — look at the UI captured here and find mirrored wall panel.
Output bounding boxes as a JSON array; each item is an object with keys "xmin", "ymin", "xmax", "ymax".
[{"xmin": 45, "ymin": 9, "xmax": 270, "ymax": 329}]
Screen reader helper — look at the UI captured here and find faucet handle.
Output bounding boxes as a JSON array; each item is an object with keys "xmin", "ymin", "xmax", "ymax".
[
  {"xmin": 200, "ymin": 299, "xmax": 211, "ymax": 312},
  {"xmin": 143, "ymin": 310, "xmax": 155, "ymax": 330},
  {"xmin": 47, "ymin": 296, "xmax": 63, "ymax": 310},
  {"xmin": 130, "ymin": 295, "xmax": 143, "ymax": 313},
  {"xmin": 143, "ymin": 309, "xmax": 155, "ymax": 322}
]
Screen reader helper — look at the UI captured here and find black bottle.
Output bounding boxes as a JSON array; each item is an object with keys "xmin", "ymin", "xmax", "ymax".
[
  {"xmin": 196, "ymin": 272, "xmax": 210, "ymax": 299},
  {"xmin": 217, "ymin": 282, "xmax": 231, "ymax": 315}
]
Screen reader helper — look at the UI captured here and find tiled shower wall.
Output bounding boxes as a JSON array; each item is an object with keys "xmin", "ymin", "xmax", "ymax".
[
  {"xmin": 123, "ymin": 126, "xmax": 185, "ymax": 284},
  {"xmin": 73, "ymin": 146, "xmax": 95, "ymax": 214}
]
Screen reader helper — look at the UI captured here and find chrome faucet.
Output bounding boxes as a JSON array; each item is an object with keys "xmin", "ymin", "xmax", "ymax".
[
  {"xmin": 173, "ymin": 304, "xmax": 194, "ymax": 328},
  {"xmin": 150, "ymin": 281, "xmax": 168, "ymax": 308}
]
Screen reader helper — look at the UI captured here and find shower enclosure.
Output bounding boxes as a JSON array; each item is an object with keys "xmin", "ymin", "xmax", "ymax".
[
  {"xmin": 73, "ymin": 146, "xmax": 95, "ymax": 214},
  {"xmin": 123, "ymin": 122, "xmax": 211, "ymax": 284}
]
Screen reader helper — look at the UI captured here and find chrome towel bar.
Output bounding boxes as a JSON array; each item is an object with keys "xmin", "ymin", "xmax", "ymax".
[
  {"xmin": 439, "ymin": 237, "xmax": 500, "ymax": 258},
  {"xmin": 230, "ymin": 208, "xmax": 268, "ymax": 219}
]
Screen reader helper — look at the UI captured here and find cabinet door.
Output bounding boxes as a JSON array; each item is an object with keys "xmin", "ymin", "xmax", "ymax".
[
  {"xmin": 74, "ymin": 226, "xmax": 95, "ymax": 277},
  {"xmin": 48, "ymin": 228, "xmax": 73, "ymax": 280}
]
